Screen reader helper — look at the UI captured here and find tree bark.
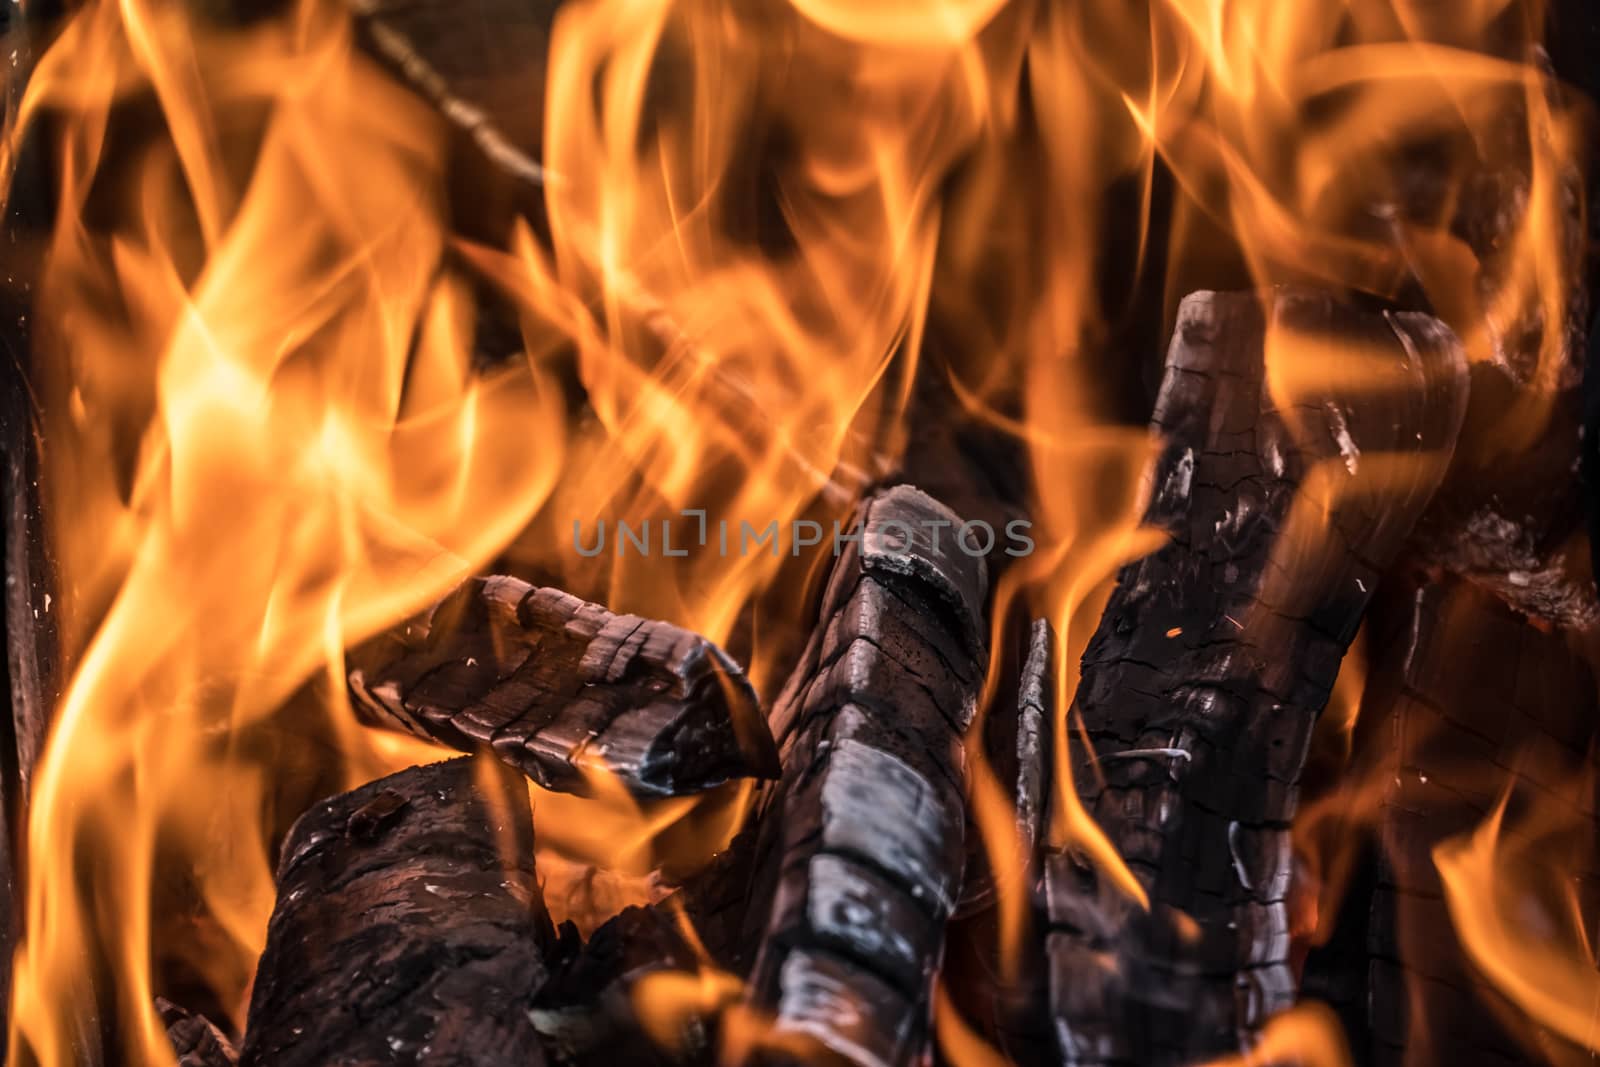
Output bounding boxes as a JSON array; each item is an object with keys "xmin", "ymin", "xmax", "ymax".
[{"xmin": 239, "ymin": 756, "xmax": 560, "ymax": 1067}]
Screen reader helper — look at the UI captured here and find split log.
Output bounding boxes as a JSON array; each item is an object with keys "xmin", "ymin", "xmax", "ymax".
[
  {"xmin": 1304, "ymin": 575, "xmax": 1600, "ymax": 1067},
  {"xmin": 157, "ymin": 999, "xmax": 239, "ymax": 1067},
  {"xmin": 1044, "ymin": 289, "xmax": 1469, "ymax": 1065},
  {"xmin": 348, "ymin": 575, "xmax": 778, "ymax": 799},
  {"xmin": 239, "ymin": 756, "xmax": 560, "ymax": 1067},
  {"xmin": 742, "ymin": 484, "xmax": 988, "ymax": 1066}
]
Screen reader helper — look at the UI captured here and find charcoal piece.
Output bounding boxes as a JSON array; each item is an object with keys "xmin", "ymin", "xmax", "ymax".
[
  {"xmin": 348, "ymin": 576, "xmax": 778, "ymax": 798},
  {"xmin": 344, "ymin": 0, "xmax": 551, "ymax": 188},
  {"xmin": 529, "ymin": 905, "xmax": 698, "ymax": 1066},
  {"xmin": 744, "ymin": 484, "xmax": 987, "ymax": 1067},
  {"xmin": 1044, "ymin": 289, "xmax": 1469, "ymax": 1065},
  {"xmin": 157, "ymin": 999, "xmax": 238, "ymax": 1067},
  {"xmin": 1325, "ymin": 576, "xmax": 1600, "ymax": 1067},
  {"xmin": 238, "ymin": 757, "xmax": 558, "ymax": 1067}
]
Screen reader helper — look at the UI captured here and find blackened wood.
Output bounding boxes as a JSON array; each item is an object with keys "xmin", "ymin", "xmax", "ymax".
[
  {"xmin": 1411, "ymin": 358, "xmax": 1596, "ymax": 629},
  {"xmin": 1044, "ymin": 289, "xmax": 1468, "ymax": 1066},
  {"xmin": 1338, "ymin": 576, "xmax": 1600, "ymax": 1067},
  {"xmin": 349, "ymin": 576, "xmax": 778, "ymax": 798},
  {"xmin": 157, "ymin": 999, "xmax": 238, "ymax": 1067},
  {"xmin": 743, "ymin": 484, "xmax": 988, "ymax": 1067},
  {"xmin": 1, "ymin": 8, "xmax": 62, "ymax": 1058},
  {"xmin": 239, "ymin": 757, "xmax": 558, "ymax": 1067},
  {"xmin": 529, "ymin": 905, "xmax": 698, "ymax": 1066},
  {"xmin": 940, "ymin": 617, "xmax": 1057, "ymax": 1065}
]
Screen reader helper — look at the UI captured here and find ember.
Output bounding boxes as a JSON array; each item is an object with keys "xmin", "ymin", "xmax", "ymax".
[{"xmin": 1, "ymin": 0, "xmax": 1597, "ymax": 1065}]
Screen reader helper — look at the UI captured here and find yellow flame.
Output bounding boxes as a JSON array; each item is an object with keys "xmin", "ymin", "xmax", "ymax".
[
  {"xmin": 1436, "ymin": 783, "xmax": 1600, "ymax": 1053},
  {"xmin": 2, "ymin": 0, "xmax": 1584, "ymax": 1060}
]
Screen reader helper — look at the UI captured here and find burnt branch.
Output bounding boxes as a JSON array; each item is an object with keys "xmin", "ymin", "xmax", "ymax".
[
  {"xmin": 344, "ymin": 0, "xmax": 551, "ymax": 188},
  {"xmin": 349, "ymin": 576, "xmax": 779, "ymax": 799},
  {"xmin": 239, "ymin": 757, "xmax": 559, "ymax": 1067},
  {"xmin": 1045, "ymin": 289, "xmax": 1468, "ymax": 1065},
  {"xmin": 742, "ymin": 484, "xmax": 988, "ymax": 1067}
]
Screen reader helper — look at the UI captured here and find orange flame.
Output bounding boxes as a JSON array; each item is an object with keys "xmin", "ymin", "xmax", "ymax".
[{"xmin": 1, "ymin": 0, "xmax": 1586, "ymax": 1061}]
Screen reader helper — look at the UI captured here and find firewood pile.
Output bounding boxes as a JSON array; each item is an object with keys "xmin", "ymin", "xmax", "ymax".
[{"xmin": 4, "ymin": 0, "xmax": 1600, "ymax": 1066}]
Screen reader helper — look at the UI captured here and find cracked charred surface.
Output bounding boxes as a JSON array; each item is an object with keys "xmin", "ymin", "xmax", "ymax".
[
  {"xmin": 1306, "ymin": 576, "xmax": 1600, "ymax": 1067},
  {"xmin": 739, "ymin": 484, "xmax": 988, "ymax": 1067},
  {"xmin": 348, "ymin": 576, "xmax": 778, "ymax": 799},
  {"xmin": 1044, "ymin": 289, "xmax": 1469, "ymax": 1066},
  {"xmin": 158, "ymin": 999, "xmax": 239, "ymax": 1067},
  {"xmin": 240, "ymin": 757, "xmax": 559, "ymax": 1066}
]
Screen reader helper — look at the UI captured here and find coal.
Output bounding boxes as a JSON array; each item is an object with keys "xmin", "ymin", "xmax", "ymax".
[
  {"xmin": 1044, "ymin": 289, "xmax": 1469, "ymax": 1065},
  {"xmin": 349, "ymin": 575, "xmax": 779, "ymax": 799},
  {"xmin": 239, "ymin": 757, "xmax": 560, "ymax": 1067}
]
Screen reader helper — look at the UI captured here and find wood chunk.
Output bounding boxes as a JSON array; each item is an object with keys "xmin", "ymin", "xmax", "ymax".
[
  {"xmin": 1044, "ymin": 289, "xmax": 1469, "ymax": 1065},
  {"xmin": 157, "ymin": 999, "xmax": 238, "ymax": 1067},
  {"xmin": 238, "ymin": 757, "xmax": 558, "ymax": 1067},
  {"xmin": 745, "ymin": 485, "xmax": 988, "ymax": 1067},
  {"xmin": 348, "ymin": 577, "xmax": 779, "ymax": 798}
]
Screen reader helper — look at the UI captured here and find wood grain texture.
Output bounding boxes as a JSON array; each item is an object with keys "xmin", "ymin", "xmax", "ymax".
[
  {"xmin": 349, "ymin": 575, "xmax": 778, "ymax": 799},
  {"xmin": 1044, "ymin": 289, "xmax": 1469, "ymax": 1065}
]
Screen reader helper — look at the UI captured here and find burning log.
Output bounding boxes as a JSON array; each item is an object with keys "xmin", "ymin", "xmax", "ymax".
[
  {"xmin": 239, "ymin": 756, "xmax": 560, "ymax": 1067},
  {"xmin": 1306, "ymin": 576, "xmax": 1600, "ymax": 1066},
  {"xmin": 742, "ymin": 484, "xmax": 988, "ymax": 1066},
  {"xmin": 349, "ymin": 576, "xmax": 779, "ymax": 798},
  {"xmin": 157, "ymin": 998, "xmax": 239, "ymax": 1067},
  {"xmin": 1044, "ymin": 289, "xmax": 1469, "ymax": 1065}
]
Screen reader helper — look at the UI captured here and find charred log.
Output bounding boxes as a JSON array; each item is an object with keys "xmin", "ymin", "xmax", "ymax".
[
  {"xmin": 1044, "ymin": 289, "xmax": 1469, "ymax": 1065},
  {"xmin": 157, "ymin": 998, "xmax": 239, "ymax": 1067},
  {"xmin": 239, "ymin": 756, "xmax": 559, "ymax": 1067},
  {"xmin": 740, "ymin": 484, "xmax": 988, "ymax": 1066},
  {"xmin": 1311, "ymin": 576, "xmax": 1600, "ymax": 1067},
  {"xmin": 349, "ymin": 575, "xmax": 778, "ymax": 799}
]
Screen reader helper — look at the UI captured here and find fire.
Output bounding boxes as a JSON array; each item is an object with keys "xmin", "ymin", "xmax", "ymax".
[
  {"xmin": 1436, "ymin": 777, "xmax": 1600, "ymax": 1055},
  {"xmin": 4, "ymin": 1, "xmax": 565, "ymax": 1061},
  {"xmin": 1, "ymin": 0, "xmax": 1589, "ymax": 1062}
]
